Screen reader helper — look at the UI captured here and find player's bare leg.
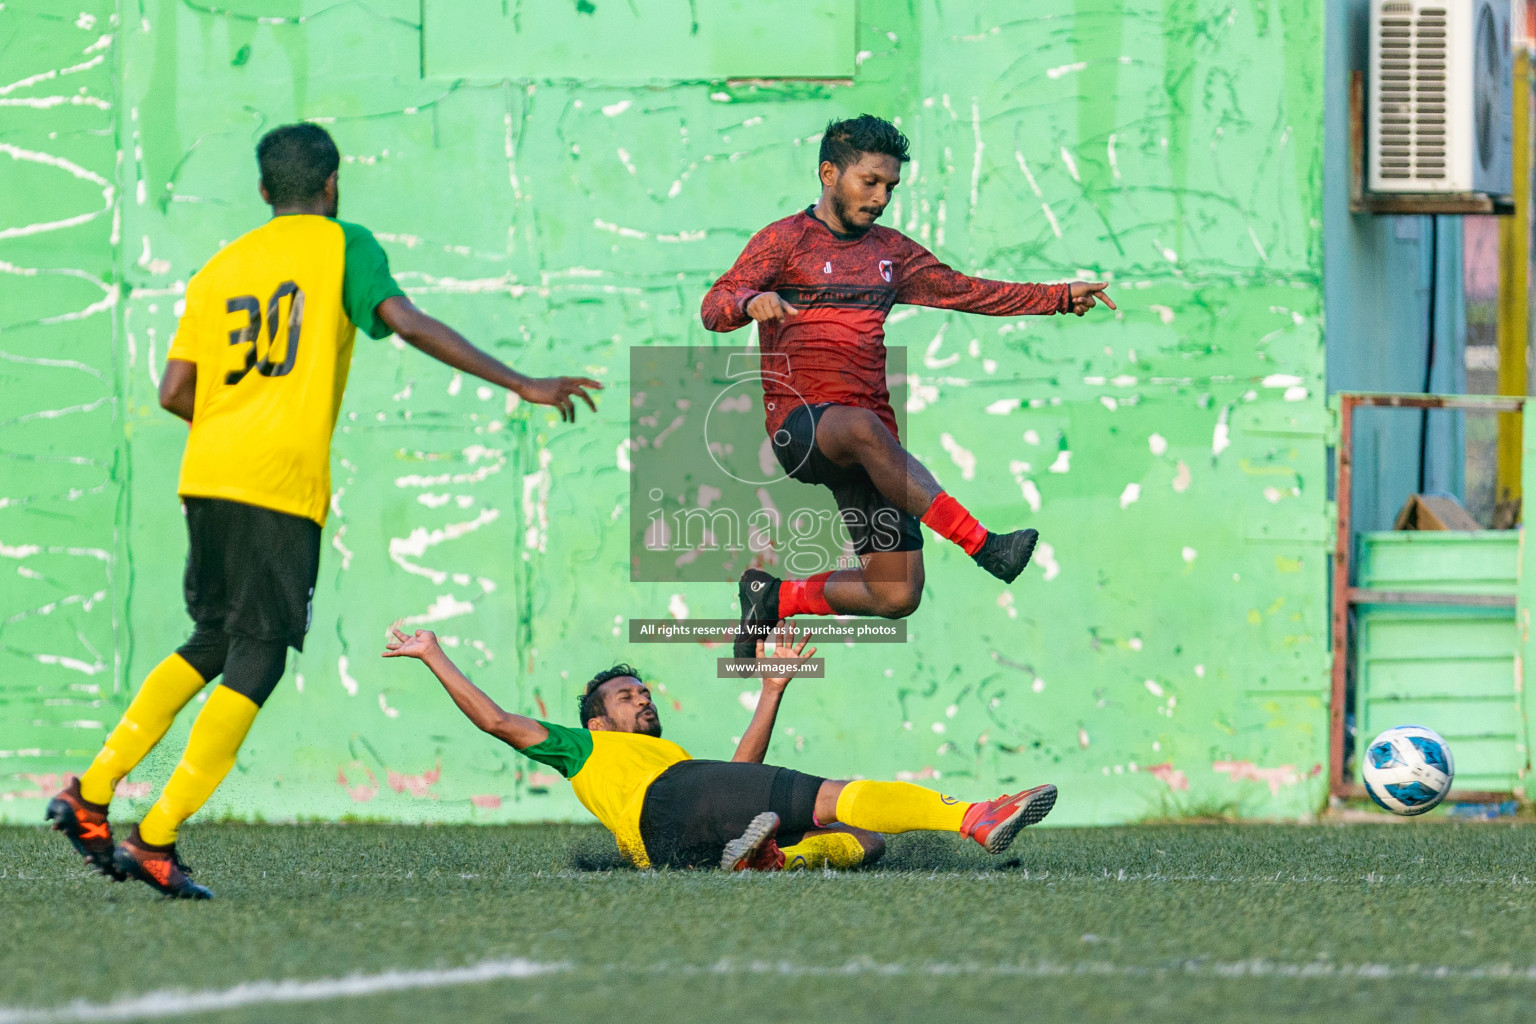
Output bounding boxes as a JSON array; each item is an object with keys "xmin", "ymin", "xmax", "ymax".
[
  {"xmin": 821, "ymin": 549, "xmax": 925, "ymax": 619},
  {"xmin": 734, "ymin": 405, "xmax": 1036, "ymax": 651},
  {"xmin": 813, "ymin": 405, "xmax": 942, "ymax": 515},
  {"xmin": 735, "ymin": 551, "xmax": 923, "ymax": 654},
  {"xmin": 813, "ymin": 405, "xmax": 1038, "ymax": 584}
]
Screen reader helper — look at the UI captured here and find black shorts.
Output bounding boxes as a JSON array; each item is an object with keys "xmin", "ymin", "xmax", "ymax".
[
  {"xmin": 182, "ymin": 496, "xmax": 321, "ymax": 650},
  {"xmin": 638, "ymin": 760, "xmax": 827, "ymax": 869},
  {"xmin": 771, "ymin": 402, "xmax": 923, "ymax": 556}
]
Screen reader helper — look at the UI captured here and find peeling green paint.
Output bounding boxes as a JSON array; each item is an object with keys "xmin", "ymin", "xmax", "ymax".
[{"xmin": 1, "ymin": 0, "xmax": 1327, "ymax": 827}]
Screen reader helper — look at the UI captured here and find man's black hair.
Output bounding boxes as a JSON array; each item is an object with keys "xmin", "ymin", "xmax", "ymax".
[
  {"xmin": 257, "ymin": 123, "xmax": 340, "ymax": 207},
  {"xmin": 818, "ymin": 114, "xmax": 911, "ymax": 171},
  {"xmin": 579, "ymin": 664, "xmax": 642, "ymax": 724}
]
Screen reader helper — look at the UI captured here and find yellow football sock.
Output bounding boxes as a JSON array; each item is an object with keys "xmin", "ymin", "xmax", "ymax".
[
  {"xmin": 780, "ymin": 831, "xmax": 869, "ymax": 870},
  {"xmin": 833, "ymin": 780, "xmax": 971, "ymax": 834},
  {"xmin": 79, "ymin": 654, "xmax": 208, "ymax": 805},
  {"xmin": 137, "ymin": 685, "xmax": 259, "ymax": 846}
]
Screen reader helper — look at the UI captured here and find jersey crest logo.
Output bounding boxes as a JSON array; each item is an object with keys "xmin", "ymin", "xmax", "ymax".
[
  {"xmin": 879, "ymin": 260, "xmax": 893, "ymax": 282},
  {"xmin": 823, "ymin": 260, "xmax": 832, "ymax": 274}
]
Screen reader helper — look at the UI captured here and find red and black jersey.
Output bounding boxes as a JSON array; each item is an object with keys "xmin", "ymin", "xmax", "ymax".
[{"xmin": 701, "ymin": 207, "xmax": 1069, "ymax": 439}]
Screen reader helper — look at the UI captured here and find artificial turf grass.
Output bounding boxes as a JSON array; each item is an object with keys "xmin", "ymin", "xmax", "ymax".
[
  {"xmin": 141, "ymin": 972, "xmax": 1536, "ymax": 1024},
  {"xmin": 6, "ymin": 822, "xmax": 1536, "ymax": 1024}
]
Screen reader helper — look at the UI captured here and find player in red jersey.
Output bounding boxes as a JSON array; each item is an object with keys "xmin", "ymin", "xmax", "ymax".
[{"xmin": 700, "ymin": 114, "xmax": 1113, "ymax": 653}]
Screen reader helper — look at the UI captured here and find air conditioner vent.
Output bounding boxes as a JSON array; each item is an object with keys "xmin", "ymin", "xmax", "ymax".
[{"xmin": 1369, "ymin": 0, "xmax": 1512, "ymax": 193}]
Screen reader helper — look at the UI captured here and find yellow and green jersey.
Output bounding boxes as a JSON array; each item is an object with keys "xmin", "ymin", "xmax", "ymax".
[
  {"xmin": 523, "ymin": 722, "xmax": 692, "ymax": 868},
  {"xmin": 168, "ymin": 215, "xmax": 404, "ymax": 526}
]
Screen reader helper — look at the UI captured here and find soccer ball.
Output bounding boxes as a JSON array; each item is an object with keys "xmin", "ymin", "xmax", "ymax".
[{"xmin": 1361, "ymin": 725, "xmax": 1455, "ymax": 815}]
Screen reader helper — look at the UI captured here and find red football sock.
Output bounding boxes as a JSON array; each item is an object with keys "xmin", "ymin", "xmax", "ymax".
[
  {"xmin": 920, "ymin": 492, "xmax": 989, "ymax": 556},
  {"xmin": 779, "ymin": 571, "xmax": 835, "ymax": 617}
]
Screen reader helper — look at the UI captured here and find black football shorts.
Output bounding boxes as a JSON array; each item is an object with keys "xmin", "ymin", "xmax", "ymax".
[
  {"xmin": 181, "ymin": 496, "xmax": 321, "ymax": 650},
  {"xmin": 770, "ymin": 402, "xmax": 923, "ymax": 556},
  {"xmin": 638, "ymin": 760, "xmax": 827, "ymax": 869}
]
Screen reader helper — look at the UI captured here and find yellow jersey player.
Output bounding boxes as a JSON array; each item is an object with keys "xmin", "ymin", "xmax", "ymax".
[
  {"xmin": 46, "ymin": 123, "xmax": 603, "ymax": 898},
  {"xmin": 383, "ymin": 622, "xmax": 1057, "ymax": 871}
]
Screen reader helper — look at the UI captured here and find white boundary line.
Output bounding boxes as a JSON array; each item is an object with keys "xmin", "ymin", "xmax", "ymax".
[
  {"xmin": 0, "ymin": 959, "xmax": 569, "ymax": 1024},
  {"xmin": 10, "ymin": 957, "xmax": 1536, "ymax": 1022}
]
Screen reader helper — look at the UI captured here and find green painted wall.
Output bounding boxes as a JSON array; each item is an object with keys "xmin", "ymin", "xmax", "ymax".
[{"xmin": 0, "ymin": 0, "xmax": 1328, "ymax": 827}]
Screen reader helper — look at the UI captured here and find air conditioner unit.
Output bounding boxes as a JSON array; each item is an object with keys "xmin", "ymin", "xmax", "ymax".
[{"xmin": 1368, "ymin": 0, "xmax": 1512, "ymax": 194}]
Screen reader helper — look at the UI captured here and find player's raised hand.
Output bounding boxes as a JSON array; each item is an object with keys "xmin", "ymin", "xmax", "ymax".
[
  {"xmin": 516, "ymin": 375, "xmax": 603, "ymax": 423},
  {"xmin": 1067, "ymin": 281, "xmax": 1116, "ymax": 316},
  {"xmin": 755, "ymin": 620, "xmax": 817, "ymax": 690},
  {"xmin": 745, "ymin": 292, "xmax": 800, "ymax": 323},
  {"xmin": 383, "ymin": 624, "xmax": 440, "ymax": 660}
]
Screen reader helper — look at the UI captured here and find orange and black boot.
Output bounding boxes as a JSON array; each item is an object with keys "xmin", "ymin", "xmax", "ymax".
[
  {"xmin": 959, "ymin": 783, "xmax": 1058, "ymax": 854},
  {"xmin": 721, "ymin": 811, "xmax": 785, "ymax": 872},
  {"xmin": 45, "ymin": 777, "xmax": 124, "ymax": 880},
  {"xmin": 113, "ymin": 825, "xmax": 213, "ymax": 899}
]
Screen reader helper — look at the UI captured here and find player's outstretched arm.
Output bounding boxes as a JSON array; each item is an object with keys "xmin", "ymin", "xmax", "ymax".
[
  {"xmin": 896, "ymin": 241, "xmax": 1116, "ymax": 318},
  {"xmin": 376, "ymin": 296, "xmax": 602, "ymax": 423},
  {"xmin": 382, "ymin": 626, "xmax": 549, "ymax": 750},
  {"xmin": 159, "ymin": 358, "xmax": 196, "ymax": 422},
  {"xmin": 731, "ymin": 621, "xmax": 816, "ymax": 764}
]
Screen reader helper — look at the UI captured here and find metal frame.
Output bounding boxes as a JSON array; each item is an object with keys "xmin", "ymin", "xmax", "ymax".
[{"xmin": 1329, "ymin": 392, "xmax": 1525, "ymax": 803}]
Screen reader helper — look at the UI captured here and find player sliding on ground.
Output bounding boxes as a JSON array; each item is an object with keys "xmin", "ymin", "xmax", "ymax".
[
  {"xmin": 384, "ymin": 622, "xmax": 1057, "ymax": 870},
  {"xmin": 700, "ymin": 114, "xmax": 1113, "ymax": 655},
  {"xmin": 46, "ymin": 123, "xmax": 602, "ymax": 899}
]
